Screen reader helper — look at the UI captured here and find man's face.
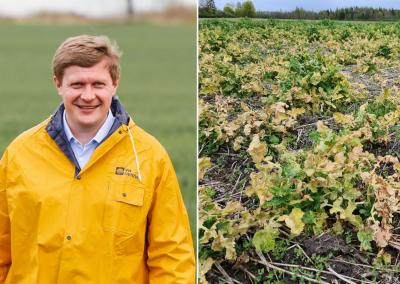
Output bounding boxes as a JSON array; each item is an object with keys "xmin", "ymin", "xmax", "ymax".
[{"xmin": 54, "ymin": 58, "xmax": 118, "ymax": 133}]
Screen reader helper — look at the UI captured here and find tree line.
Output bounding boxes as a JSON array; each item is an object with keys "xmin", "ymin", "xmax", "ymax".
[
  {"xmin": 199, "ymin": 1, "xmax": 400, "ymax": 21},
  {"xmin": 199, "ymin": 0, "xmax": 256, "ymax": 18}
]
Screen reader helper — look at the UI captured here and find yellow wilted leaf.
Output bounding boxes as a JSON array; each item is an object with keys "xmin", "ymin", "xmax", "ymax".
[
  {"xmin": 322, "ymin": 160, "xmax": 339, "ymax": 173},
  {"xmin": 222, "ymin": 201, "xmax": 243, "ymax": 215},
  {"xmin": 333, "ymin": 112, "xmax": 355, "ymax": 126},
  {"xmin": 305, "ymin": 168, "xmax": 315, "ymax": 176},
  {"xmin": 222, "ymin": 54, "xmax": 232, "ymax": 63},
  {"xmin": 330, "ymin": 197, "xmax": 343, "ymax": 215},
  {"xmin": 279, "ymin": 208, "xmax": 304, "ymax": 235},
  {"xmin": 233, "ymin": 136, "xmax": 245, "ymax": 151},
  {"xmin": 339, "ymin": 201, "xmax": 357, "ymax": 221},
  {"xmin": 313, "ymin": 211, "xmax": 328, "ymax": 235},
  {"xmin": 334, "ymin": 152, "xmax": 346, "ymax": 164},
  {"xmin": 316, "ymin": 120, "xmax": 329, "ymax": 134},
  {"xmin": 381, "ymin": 110, "xmax": 400, "ymax": 126},
  {"xmin": 348, "ymin": 146, "xmax": 363, "ymax": 162},
  {"xmin": 247, "ymin": 134, "xmax": 267, "ymax": 164},
  {"xmin": 199, "ymin": 157, "xmax": 212, "ymax": 180},
  {"xmin": 244, "ymin": 124, "xmax": 252, "ymax": 136},
  {"xmin": 274, "ymin": 102, "xmax": 287, "ymax": 113},
  {"xmin": 223, "ymin": 121, "xmax": 240, "ymax": 137},
  {"xmin": 198, "ymin": 99, "xmax": 206, "ymax": 116},
  {"xmin": 199, "ymin": 258, "xmax": 214, "ymax": 284},
  {"xmin": 358, "ymin": 83, "xmax": 366, "ymax": 89},
  {"xmin": 310, "ymin": 72, "xmax": 321, "ymax": 86},
  {"xmin": 254, "ymin": 120, "xmax": 263, "ymax": 127},
  {"xmin": 224, "ymin": 237, "xmax": 237, "ymax": 260},
  {"xmin": 378, "ymin": 155, "xmax": 399, "ymax": 164},
  {"xmin": 374, "ymin": 249, "xmax": 392, "ymax": 265},
  {"xmin": 358, "ymin": 102, "xmax": 368, "ymax": 111},
  {"xmin": 242, "ymin": 81, "xmax": 263, "ymax": 93},
  {"xmin": 394, "ymin": 161, "xmax": 400, "ymax": 173},
  {"xmin": 200, "ymin": 227, "xmax": 218, "ymax": 244},
  {"xmin": 245, "ymin": 171, "xmax": 274, "ymax": 205},
  {"xmin": 383, "ymin": 88, "xmax": 390, "ymax": 99},
  {"xmin": 241, "ymin": 102, "xmax": 251, "ymax": 112},
  {"xmin": 287, "ymin": 108, "xmax": 305, "ymax": 118},
  {"xmin": 212, "ymin": 235, "xmax": 236, "ymax": 260},
  {"xmin": 360, "ymin": 172, "xmax": 370, "ymax": 181},
  {"xmin": 372, "ymin": 223, "xmax": 393, "ymax": 248}
]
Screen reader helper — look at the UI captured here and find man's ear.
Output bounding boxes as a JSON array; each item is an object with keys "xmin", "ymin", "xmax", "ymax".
[
  {"xmin": 53, "ymin": 76, "xmax": 62, "ymax": 93},
  {"xmin": 112, "ymin": 77, "xmax": 120, "ymax": 96}
]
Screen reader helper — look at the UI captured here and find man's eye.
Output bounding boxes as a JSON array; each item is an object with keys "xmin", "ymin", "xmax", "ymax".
[
  {"xmin": 71, "ymin": 83, "xmax": 83, "ymax": 89},
  {"xmin": 94, "ymin": 82, "xmax": 105, "ymax": 88}
]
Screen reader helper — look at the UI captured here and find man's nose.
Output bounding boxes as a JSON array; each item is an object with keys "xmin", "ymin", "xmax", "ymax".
[{"xmin": 81, "ymin": 86, "xmax": 95, "ymax": 100}]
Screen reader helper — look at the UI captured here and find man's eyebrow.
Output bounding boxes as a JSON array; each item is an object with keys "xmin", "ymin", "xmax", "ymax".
[
  {"xmin": 69, "ymin": 80, "xmax": 106, "ymax": 85},
  {"xmin": 69, "ymin": 81, "xmax": 83, "ymax": 85}
]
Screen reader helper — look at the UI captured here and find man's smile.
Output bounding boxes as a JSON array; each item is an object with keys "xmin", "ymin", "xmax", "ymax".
[{"xmin": 75, "ymin": 104, "xmax": 101, "ymax": 109}]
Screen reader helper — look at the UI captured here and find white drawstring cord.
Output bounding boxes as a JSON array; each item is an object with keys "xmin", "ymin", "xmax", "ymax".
[{"xmin": 127, "ymin": 125, "xmax": 142, "ymax": 182}]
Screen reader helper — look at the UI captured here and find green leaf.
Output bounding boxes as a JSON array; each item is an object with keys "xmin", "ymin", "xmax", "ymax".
[
  {"xmin": 302, "ymin": 211, "xmax": 316, "ymax": 224},
  {"xmin": 357, "ymin": 229, "xmax": 373, "ymax": 251},
  {"xmin": 203, "ymin": 217, "xmax": 217, "ymax": 229},
  {"xmin": 216, "ymin": 220, "xmax": 230, "ymax": 234},
  {"xmin": 268, "ymin": 135, "xmax": 280, "ymax": 145},
  {"xmin": 204, "ymin": 187, "xmax": 216, "ymax": 198},
  {"xmin": 262, "ymin": 196, "xmax": 290, "ymax": 208},
  {"xmin": 263, "ymin": 71, "xmax": 278, "ymax": 81},
  {"xmin": 309, "ymin": 131, "xmax": 320, "ymax": 143},
  {"xmin": 252, "ymin": 226, "xmax": 279, "ymax": 253},
  {"xmin": 282, "ymin": 162, "xmax": 302, "ymax": 178},
  {"xmin": 281, "ymin": 153, "xmax": 303, "ymax": 179},
  {"xmin": 310, "ymin": 72, "xmax": 321, "ymax": 86},
  {"xmin": 204, "ymin": 203, "xmax": 215, "ymax": 212}
]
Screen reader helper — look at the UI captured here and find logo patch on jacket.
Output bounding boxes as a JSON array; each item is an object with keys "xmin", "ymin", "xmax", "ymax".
[{"xmin": 115, "ymin": 167, "xmax": 138, "ymax": 179}]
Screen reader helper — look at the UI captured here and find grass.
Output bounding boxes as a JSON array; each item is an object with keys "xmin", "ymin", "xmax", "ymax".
[{"xmin": 0, "ymin": 21, "xmax": 197, "ymax": 243}]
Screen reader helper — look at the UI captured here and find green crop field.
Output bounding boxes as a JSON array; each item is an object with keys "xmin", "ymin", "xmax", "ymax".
[{"xmin": 0, "ymin": 21, "xmax": 197, "ymax": 243}]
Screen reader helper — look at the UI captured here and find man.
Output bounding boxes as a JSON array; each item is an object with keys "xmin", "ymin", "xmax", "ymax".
[{"xmin": 0, "ymin": 35, "xmax": 195, "ymax": 283}]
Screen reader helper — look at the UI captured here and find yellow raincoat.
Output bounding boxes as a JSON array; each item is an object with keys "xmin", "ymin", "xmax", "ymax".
[{"xmin": 0, "ymin": 98, "xmax": 195, "ymax": 283}]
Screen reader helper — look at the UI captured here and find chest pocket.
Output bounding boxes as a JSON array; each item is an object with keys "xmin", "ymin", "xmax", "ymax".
[{"xmin": 103, "ymin": 178, "xmax": 145, "ymax": 235}]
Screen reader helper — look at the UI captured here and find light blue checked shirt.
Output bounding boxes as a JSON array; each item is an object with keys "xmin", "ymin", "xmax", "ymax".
[{"xmin": 63, "ymin": 109, "xmax": 115, "ymax": 169}]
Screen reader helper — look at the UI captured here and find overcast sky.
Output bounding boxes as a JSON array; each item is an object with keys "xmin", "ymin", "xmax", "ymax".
[
  {"xmin": 0, "ymin": 0, "xmax": 195, "ymax": 17},
  {"xmin": 215, "ymin": 0, "xmax": 400, "ymax": 11}
]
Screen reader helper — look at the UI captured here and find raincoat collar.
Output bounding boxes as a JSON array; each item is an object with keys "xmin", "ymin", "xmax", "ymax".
[{"xmin": 45, "ymin": 96, "xmax": 130, "ymax": 173}]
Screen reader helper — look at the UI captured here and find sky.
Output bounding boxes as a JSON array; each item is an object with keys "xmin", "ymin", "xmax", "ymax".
[
  {"xmin": 215, "ymin": 0, "xmax": 400, "ymax": 12},
  {"xmin": 0, "ymin": 0, "xmax": 195, "ymax": 17}
]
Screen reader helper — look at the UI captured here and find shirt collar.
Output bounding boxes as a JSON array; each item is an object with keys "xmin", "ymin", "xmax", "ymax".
[{"xmin": 63, "ymin": 109, "xmax": 115, "ymax": 146}]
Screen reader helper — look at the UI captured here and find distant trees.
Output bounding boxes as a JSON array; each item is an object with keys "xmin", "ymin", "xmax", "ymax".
[
  {"xmin": 199, "ymin": 0, "xmax": 218, "ymax": 17},
  {"xmin": 223, "ymin": 3, "xmax": 235, "ymax": 17},
  {"xmin": 199, "ymin": 0, "xmax": 257, "ymax": 18},
  {"xmin": 255, "ymin": 6, "xmax": 400, "ymax": 21},
  {"xmin": 242, "ymin": 1, "xmax": 256, "ymax": 17},
  {"xmin": 234, "ymin": 2, "xmax": 243, "ymax": 17},
  {"xmin": 204, "ymin": 0, "xmax": 217, "ymax": 12},
  {"xmin": 221, "ymin": 1, "xmax": 256, "ymax": 18},
  {"xmin": 199, "ymin": 4, "xmax": 400, "ymax": 21}
]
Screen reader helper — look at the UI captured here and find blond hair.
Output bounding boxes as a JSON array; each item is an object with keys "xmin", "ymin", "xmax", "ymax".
[{"xmin": 52, "ymin": 35, "xmax": 121, "ymax": 84}]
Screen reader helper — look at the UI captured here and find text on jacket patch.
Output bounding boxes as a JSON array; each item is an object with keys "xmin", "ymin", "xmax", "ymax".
[{"xmin": 115, "ymin": 167, "xmax": 139, "ymax": 179}]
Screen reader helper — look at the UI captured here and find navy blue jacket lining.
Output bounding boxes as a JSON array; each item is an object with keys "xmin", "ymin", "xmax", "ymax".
[{"xmin": 45, "ymin": 96, "xmax": 130, "ymax": 176}]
